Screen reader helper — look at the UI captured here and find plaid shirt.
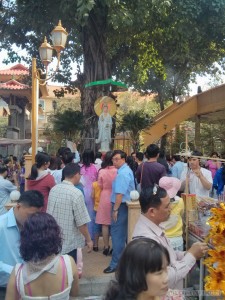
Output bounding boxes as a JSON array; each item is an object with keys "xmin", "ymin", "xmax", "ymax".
[{"xmin": 47, "ymin": 180, "xmax": 91, "ymax": 254}]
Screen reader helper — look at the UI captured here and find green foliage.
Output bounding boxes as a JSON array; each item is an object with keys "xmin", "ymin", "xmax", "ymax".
[
  {"xmin": 0, "ymin": 117, "xmax": 8, "ymax": 138},
  {"xmin": 200, "ymin": 123, "xmax": 225, "ymax": 154},
  {"xmin": 117, "ymin": 110, "xmax": 152, "ymax": 151},
  {"xmin": 1, "ymin": 0, "xmax": 225, "ymax": 150},
  {"xmin": 51, "ymin": 110, "xmax": 84, "ymax": 140}
]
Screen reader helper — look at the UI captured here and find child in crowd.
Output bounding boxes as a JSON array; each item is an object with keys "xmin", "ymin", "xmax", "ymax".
[
  {"xmin": 92, "ymin": 180, "xmax": 102, "ymax": 251},
  {"xmin": 159, "ymin": 176, "xmax": 184, "ymax": 251}
]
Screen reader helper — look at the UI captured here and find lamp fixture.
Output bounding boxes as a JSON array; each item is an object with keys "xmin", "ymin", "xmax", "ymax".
[
  {"xmin": 38, "ymin": 20, "xmax": 68, "ymax": 82},
  {"xmin": 31, "ymin": 20, "xmax": 68, "ymax": 164}
]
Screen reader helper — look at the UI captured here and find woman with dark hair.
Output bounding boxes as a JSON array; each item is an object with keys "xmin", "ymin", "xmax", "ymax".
[
  {"xmin": 5, "ymin": 212, "xmax": 79, "ymax": 300},
  {"xmin": 104, "ymin": 238, "xmax": 169, "ymax": 300},
  {"xmin": 49, "ymin": 156, "xmax": 63, "ymax": 172},
  {"xmin": 26, "ymin": 152, "xmax": 55, "ymax": 212},
  {"xmin": 96, "ymin": 151, "xmax": 117, "ymax": 255},
  {"xmin": 205, "ymin": 151, "xmax": 221, "ymax": 179},
  {"xmin": 80, "ymin": 149, "xmax": 98, "ymax": 242},
  {"xmin": 126, "ymin": 155, "xmax": 138, "ymax": 188}
]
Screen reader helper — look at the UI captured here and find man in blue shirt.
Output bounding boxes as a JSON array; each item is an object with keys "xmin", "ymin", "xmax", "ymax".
[
  {"xmin": 0, "ymin": 190, "xmax": 44, "ymax": 287},
  {"xmin": 0, "ymin": 164, "xmax": 18, "ymax": 215},
  {"xmin": 104, "ymin": 150, "xmax": 135, "ymax": 273},
  {"xmin": 171, "ymin": 155, "xmax": 184, "ymax": 179}
]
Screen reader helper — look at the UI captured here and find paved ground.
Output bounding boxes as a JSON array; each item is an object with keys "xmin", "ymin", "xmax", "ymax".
[{"xmin": 76, "ymin": 238, "xmax": 114, "ymax": 299}]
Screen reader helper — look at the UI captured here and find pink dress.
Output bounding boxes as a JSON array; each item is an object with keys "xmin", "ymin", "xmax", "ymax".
[
  {"xmin": 80, "ymin": 164, "xmax": 98, "ymax": 240},
  {"xmin": 96, "ymin": 166, "xmax": 117, "ymax": 225}
]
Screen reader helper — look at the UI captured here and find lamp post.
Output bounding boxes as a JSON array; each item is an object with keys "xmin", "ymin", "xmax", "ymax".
[
  {"xmin": 31, "ymin": 20, "xmax": 68, "ymax": 164},
  {"xmin": 52, "ymin": 100, "xmax": 57, "ymax": 114}
]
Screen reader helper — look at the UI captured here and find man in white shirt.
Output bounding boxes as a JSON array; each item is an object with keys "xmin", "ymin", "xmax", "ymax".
[{"xmin": 180, "ymin": 151, "xmax": 212, "ymax": 197}]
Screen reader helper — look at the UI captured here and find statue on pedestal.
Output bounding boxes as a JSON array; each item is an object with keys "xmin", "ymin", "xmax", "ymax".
[{"xmin": 94, "ymin": 97, "xmax": 116, "ymax": 152}]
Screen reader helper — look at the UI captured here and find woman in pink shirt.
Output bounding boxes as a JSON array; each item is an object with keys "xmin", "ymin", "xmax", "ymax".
[
  {"xmin": 26, "ymin": 152, "xmax": 55, "ymax": 212},
  {"xmin": 205, "ymin": 151, "xmax": 221, "ymax": 179},
  {"xmin": 96, "ymin": 151, "xmax": 117, "ymax": 255}
]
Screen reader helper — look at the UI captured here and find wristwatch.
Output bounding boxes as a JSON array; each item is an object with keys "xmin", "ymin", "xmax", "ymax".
[{"xmin": 113, "ymin": 208, "xmax": 118, "ymax": 212}]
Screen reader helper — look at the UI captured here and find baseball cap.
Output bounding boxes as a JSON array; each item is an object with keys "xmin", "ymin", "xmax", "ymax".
[{"xmin": 159, "ymin": 176, "xmax": 181, "ymax": 198}]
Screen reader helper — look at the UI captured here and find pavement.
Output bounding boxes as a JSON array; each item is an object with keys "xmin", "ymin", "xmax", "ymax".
[{"xmin": 75, "ymin": 238, "xmax": 115, "ymax": 299}]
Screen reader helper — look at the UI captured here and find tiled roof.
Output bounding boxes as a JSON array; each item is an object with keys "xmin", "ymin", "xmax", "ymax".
[
  {"xmin": 0, "ymin": 79, "xmax": 30, "ymax": 90},
  {"xmin": 0, "ymin": 63, "xmax": 29, "ymax": 76}
]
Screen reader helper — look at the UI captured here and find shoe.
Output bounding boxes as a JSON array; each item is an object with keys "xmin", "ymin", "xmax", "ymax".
[
  {"xmin": 103, "ymin": 266, "xmax": 116, "ymax": 274},
  {"xmin": 109, "ymin": 248, "xmax": 113, "ymax": 255},
  {"xmin": 93, "ymin": 246, "xmax": 98, "ymax": 252},
  {"xmin": 103, "ymin": 246, "xmax": 110, "ymax": 256}
]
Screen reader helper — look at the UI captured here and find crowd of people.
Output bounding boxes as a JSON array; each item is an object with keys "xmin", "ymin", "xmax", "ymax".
[{"xmin": 0, "ymin": 144, "xmax": 224, "ymax": 299}]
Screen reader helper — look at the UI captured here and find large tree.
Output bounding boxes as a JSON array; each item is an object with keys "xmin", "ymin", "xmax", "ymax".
[{"xmin": 1, "ymin": 0, "xmax": 225, "ymax": 149}]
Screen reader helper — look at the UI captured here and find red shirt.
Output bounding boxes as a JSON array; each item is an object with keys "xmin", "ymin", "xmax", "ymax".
[{"xmin": 27, "ymin": 173, "xmax": 55, "ymax": 212}]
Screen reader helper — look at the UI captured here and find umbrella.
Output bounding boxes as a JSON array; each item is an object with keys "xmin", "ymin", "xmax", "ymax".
[{"xmin": 85, "ymin": 79, "xmax": 128, "ymax": 91}]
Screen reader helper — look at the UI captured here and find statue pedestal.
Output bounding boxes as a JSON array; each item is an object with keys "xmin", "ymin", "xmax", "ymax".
[{"xmin": 126, "ymin": 201, "xmax": 141, "ymax": 242}]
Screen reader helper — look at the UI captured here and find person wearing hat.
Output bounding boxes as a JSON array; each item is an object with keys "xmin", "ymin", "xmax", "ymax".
[
  {"xmin": 180, "ymin": 150, "xmax": 212, "ymax": 197},
  {"xmin": 159, "ymin": 176, "xmax": 184, "ymax": 251}
]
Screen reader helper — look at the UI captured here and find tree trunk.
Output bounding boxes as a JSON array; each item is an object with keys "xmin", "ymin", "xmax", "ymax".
[
  {"xmin": 79, "ymin": 10, "xmax": 111, "ymax": 151},
  {"xmin": 157, "ymin": 91, "xmax": 167, "ymax": 150}
]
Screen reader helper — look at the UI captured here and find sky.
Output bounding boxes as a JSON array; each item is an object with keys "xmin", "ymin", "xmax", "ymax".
[{"xmin": 0, "ymin": 49, "xmax": 215, "ymax": 96}]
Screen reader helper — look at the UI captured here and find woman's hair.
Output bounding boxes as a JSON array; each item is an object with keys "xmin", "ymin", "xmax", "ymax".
[
  {"xmin": 126, "ymin": 155, "xmax": 137, "ymax": 174},
  {"xmin": 49, "ymin": 156, "xmax": 62, "ymax": 170},
  {"xmin": 20, "ymin": 212, "xmax": 62, "ymax": 262},
  {"xmin": 210, "ymin": 151, "xmax": 219, "ymax": 157},
  {"xmin": 82, "ymin": 149, "xmax": 94, "ymax": 167},
  {"xmin": 101, "ymin": 151, "xmax": 113, "ymax": 168},
  {"xmin": 28, "ymin": 152, "xmax": 50, "ymax": 180},
  {"xmin": 104, "ymin": 238, "xmax": 170, "ymax": 300}
]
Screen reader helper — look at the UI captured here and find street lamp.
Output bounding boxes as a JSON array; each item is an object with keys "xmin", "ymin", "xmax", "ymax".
[
  {"xmin": 52, "ymin": 100, "xmax": 57, "ymax": 113},
  {"xmin": 31, "ymin": 20, "xmax": 68, "ymax": 163}
]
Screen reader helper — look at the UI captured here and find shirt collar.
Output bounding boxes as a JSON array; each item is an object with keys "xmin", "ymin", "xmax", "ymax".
[
  {"xmin": 117, "ymin": 162, "xmax": 127, "ymax": 173},
  {"xmin": 140, "ymin": 214, "xmax": 164, "ymax": 237},
  {"xmin": 7, "ymin": 208, "xmax": 18, "ymax": 228},
  {"xmin": 62, "ymin": 180, "xmax": 74, "ymax": 185}
]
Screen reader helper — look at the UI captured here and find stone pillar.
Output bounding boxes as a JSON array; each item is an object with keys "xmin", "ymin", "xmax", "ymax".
[
  {"xmin": 24, "ymin": 154, "xmax": 32, "ymax": 191},
  {"xmin": 126, "ymin": 201, "xmax": 141, "ymax": 242},
  {"xmin": 195, "ymin": 115, "xmax": 201, "ymax": 150},
  {"xmin": 7, "ymin": 105, "xmax": 22, "ymax": 156},
  {"xmin": 17, "ymin": 107, "xmax": 26, "ymax": 139},
  {"xmin": 8, "ymin": 105, "xmax": 22, "ymax": 128}
]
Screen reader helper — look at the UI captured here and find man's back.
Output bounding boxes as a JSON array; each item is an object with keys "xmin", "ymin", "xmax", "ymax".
[
  {"xmin": 171, "ymin": 161, "xmax": 184, "ymax": 179},
  {"xmin": 47, "ymin": 181, "xmax": 90, "ymax": 254},
  {"xmin": 136, "ymin": 161, "xmax": 166, "ymax": 188}
]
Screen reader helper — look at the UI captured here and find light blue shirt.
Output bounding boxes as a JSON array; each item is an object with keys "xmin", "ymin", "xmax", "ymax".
[
  {"xmin": 0, "ymin": 208, "xmax": 22, "ymax": 287},
  {"xmin": 171, "ymin": 161, "xmax": 184, "ymax": 179},
  {"xmin": 73, "ymin": 151, "xmax": 80, "ymax": 163},
  {"xmin": 111, "ymin": 163, "xmax": 135, "ymax": 203},
  {"xmin": 0, "ymin": 175, "xmax": 17, "ymax": 215}
]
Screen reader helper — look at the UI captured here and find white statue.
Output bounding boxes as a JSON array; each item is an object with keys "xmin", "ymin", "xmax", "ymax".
[{"xmin": 95, "ymin": 103, "xmax": 112, "ymax": 152}]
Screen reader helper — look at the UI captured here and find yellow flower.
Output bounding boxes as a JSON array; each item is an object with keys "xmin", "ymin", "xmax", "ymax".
[{"xmin": 204, "ymin": 204, "xmax": 225, "ymax": 295}]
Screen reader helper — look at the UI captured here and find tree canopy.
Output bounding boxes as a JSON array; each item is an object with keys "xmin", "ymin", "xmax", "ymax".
[{"xmin": 1, "ymin": 0, "xmax": 225, "ymax": 148}]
